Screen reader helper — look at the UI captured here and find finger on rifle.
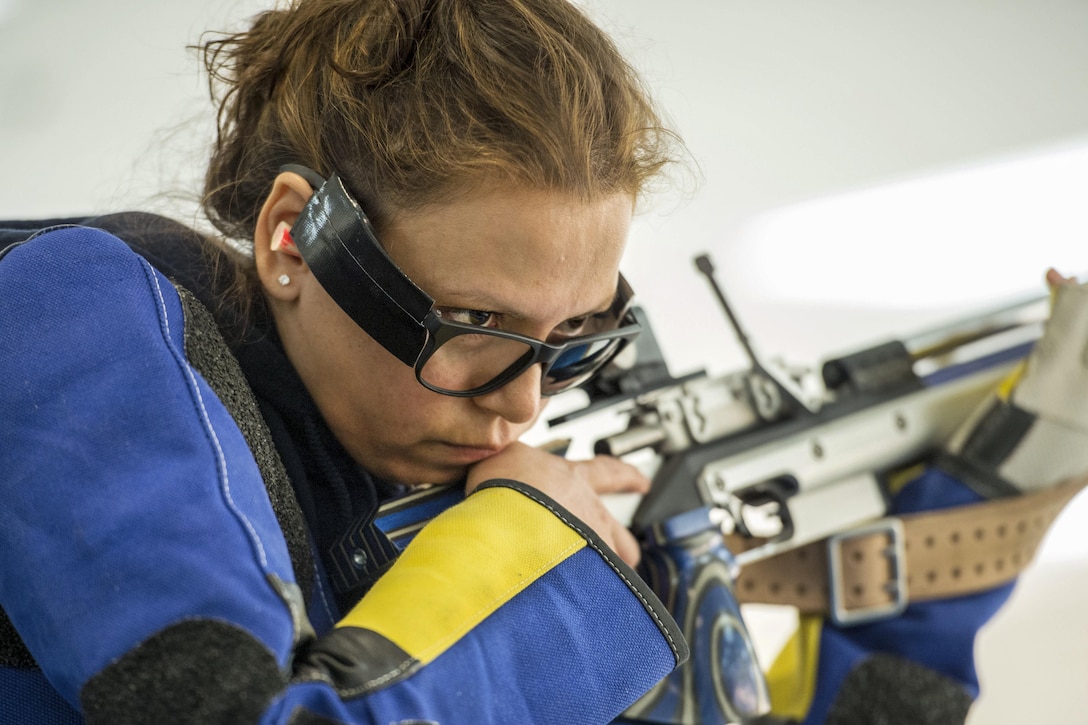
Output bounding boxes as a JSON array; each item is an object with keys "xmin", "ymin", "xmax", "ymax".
[
  {"xmin": 581, "ymin": 455, "xmax": 651, "ymax": 495},
  {"xmin": 1047, "ymin": 267, "xmax": 1076, "ymax": 287}
]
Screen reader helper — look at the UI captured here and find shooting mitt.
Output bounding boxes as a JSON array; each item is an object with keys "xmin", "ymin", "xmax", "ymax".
[{"xmin": 944, "ymin": 277, "xmax": 1088, "ymax": 497}]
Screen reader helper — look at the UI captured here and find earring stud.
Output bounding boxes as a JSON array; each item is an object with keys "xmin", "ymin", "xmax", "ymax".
[{"xmin": 278, "ymin": 274, "xmax": 291, "ymax": 287}]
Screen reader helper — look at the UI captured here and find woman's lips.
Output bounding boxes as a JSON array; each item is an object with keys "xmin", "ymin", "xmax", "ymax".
[{"xmin": 438, "ymin": 442, "xmax": 504, "ymax": 464}]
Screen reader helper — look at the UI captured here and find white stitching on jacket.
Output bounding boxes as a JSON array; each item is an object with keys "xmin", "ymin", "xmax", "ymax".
[{"xmin": 140, "ymin": 257, "xmax": 271, "ymax": 570}]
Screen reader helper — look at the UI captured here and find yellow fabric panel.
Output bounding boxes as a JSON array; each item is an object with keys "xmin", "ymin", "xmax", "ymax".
[
  {"xmin": 886, "ymin": 462, "xmax": 927, "ymax": 497},
  {"xmin": 765, "ymin": 614, "xmax": 823, "ymax": 720},
  {"xmin": 338, "ymin": 484, "xmax": 586, "ymax": 665}
]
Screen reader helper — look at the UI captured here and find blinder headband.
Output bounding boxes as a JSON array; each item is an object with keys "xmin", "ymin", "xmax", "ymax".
[{"xmin": 282, "ymin": 164, "xmax": 432, "ymax": 366}]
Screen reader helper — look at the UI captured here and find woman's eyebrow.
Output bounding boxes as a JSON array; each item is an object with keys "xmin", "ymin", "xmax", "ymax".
[{"xmin": 433, "ymin": 286, "xmax": 616, "ymax": 321}]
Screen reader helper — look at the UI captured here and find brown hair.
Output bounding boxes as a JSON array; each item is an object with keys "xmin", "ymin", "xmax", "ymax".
[{"xmin": 197, "ymin": 0, "xmax": 680, "ymax": 318}]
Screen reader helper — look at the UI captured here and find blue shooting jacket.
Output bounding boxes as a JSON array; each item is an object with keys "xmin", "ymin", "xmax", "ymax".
[{"xmin": 0, "ymin": 219, "xmax": 685, "ymax": 724}]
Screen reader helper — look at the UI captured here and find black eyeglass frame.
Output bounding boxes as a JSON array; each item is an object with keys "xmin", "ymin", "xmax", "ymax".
[
  {"xmin": 282, "ymin": 164, "xmax": 641, "ymax": 398},
  {"xmin": 417, "ymin": 275, "xmax": 639, "ymax": 397}
]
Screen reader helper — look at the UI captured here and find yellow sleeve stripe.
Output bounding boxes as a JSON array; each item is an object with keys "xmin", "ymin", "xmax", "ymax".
[
  {"xmin": 765, "ymin": 614, "xmax": 823, "ymax": 720},
  {"xmin": 337, "ymin": 483, "xmax": 587, "ymax": 665}
]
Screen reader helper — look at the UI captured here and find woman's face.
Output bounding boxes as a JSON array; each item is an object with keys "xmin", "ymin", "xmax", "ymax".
[{"xmin": 267, "ymin": 183, "xmax": 634, "ymax": 485}]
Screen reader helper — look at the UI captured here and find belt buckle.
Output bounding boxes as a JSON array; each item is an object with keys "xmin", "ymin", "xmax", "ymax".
[{"xmin": 827, "ymin": 519, "xmax": 908, "ymax": 626}]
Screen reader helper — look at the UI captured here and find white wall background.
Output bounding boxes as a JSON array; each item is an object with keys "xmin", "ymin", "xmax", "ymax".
[{"xmin": 3, "ymin": 0, "xmax": 1087, "ymax": 722}]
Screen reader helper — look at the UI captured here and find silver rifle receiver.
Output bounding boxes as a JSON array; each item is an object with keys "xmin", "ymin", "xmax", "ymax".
[{"xmin": 581, "ymin": 255, "xmax": 1047, "ymax": 565}]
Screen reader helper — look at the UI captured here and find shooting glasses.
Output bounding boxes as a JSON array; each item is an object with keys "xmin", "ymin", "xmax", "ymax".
[{"xmin": 283, "ymin": 165, "xmax": 642, "ymax": 397}]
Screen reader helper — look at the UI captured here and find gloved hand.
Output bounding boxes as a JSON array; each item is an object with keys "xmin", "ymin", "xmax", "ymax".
[{"xmin": 945, "ymin": 269, "xmax": 1088, "ymax": 496}]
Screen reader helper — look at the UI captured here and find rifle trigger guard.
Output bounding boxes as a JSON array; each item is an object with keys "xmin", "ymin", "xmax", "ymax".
[{"xmin": 827, "ymin": 519, "xmax": 908, "ymax": 626}]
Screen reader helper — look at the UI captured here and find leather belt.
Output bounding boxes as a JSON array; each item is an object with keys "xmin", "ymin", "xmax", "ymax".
[{"xmin": 733, "ymin": 475, "xmax": 1087, "ymax": 625}]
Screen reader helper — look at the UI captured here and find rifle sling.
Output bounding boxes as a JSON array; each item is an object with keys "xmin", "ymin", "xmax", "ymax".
[{"xmin": 733, "ymin": 474, "xmax": 1087, "ymax": 616}]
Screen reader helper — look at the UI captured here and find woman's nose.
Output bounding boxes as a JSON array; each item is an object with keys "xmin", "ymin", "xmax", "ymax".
[{"xmin": 471, "ymin": 364, "xmax": 543, "ymax": 424}]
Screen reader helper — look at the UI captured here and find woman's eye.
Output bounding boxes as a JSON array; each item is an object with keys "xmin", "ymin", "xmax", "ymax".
[
  {"xmin": 440, "ymin": 308, "xmax": 497, "ymax": 327},
  {"xmin": 559, "ymin": 317, "xmax": 588, "ymax": 334},
  {"xmin": 561, "ymin": 307, "xmax": 616, "ymax": 337},
  {"xmin": 553, "ymin": 316, "xmax": 592, "ymax": 339}
]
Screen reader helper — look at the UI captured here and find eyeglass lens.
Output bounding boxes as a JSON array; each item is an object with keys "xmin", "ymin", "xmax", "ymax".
[
  {"xmin": 543, "ymin": 339, "xmax": 622, "ymax": 388},
  {"xmin": 418, "ymin": 332, "xmax": 624, "ymax": 394},
  {"xmin": 419, "ymin": 333, "xmax": 533, "ymax": 392}
]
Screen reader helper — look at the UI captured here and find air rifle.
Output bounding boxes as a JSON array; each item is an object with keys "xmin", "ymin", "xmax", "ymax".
[{"xmin": 554, "ymin": 255, "xmax": 1048, "ymax": 724}]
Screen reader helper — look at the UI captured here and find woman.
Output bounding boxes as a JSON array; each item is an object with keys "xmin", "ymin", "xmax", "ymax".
[{"xmin": 0, "ymin": 0, "xmax": 687, "ymax": 721}]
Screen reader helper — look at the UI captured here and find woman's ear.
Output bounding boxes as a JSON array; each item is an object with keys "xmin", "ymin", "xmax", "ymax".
[{"xmin": 255, "ymin": 171, "xmax": 315, "ymax": 301}]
